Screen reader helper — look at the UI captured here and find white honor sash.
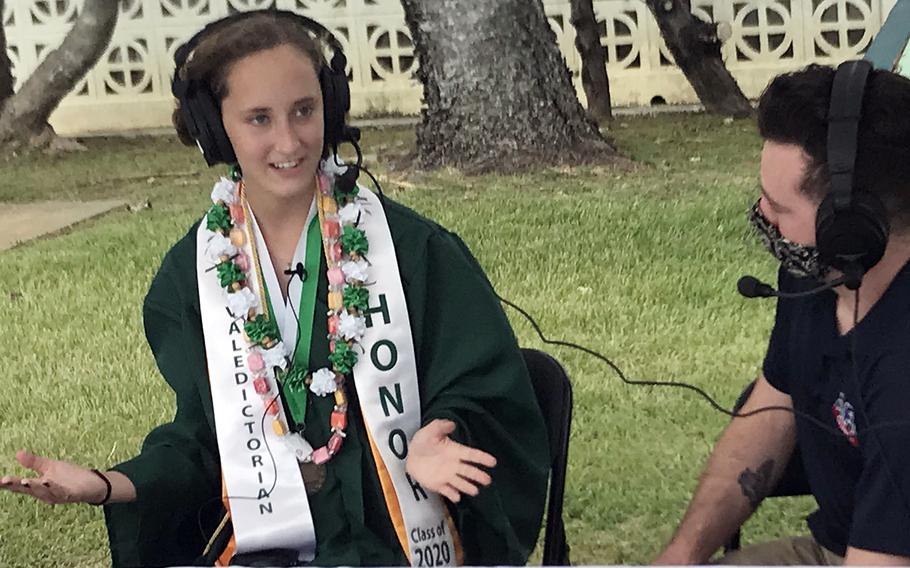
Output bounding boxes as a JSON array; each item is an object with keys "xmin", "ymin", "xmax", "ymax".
[
  {"xmin": 353, "ymin": 188, "xmax": 459, "ymax": 566},
  {"xmin": 196, "ymin": 222, "xmax": 316, "ymax": 562}
]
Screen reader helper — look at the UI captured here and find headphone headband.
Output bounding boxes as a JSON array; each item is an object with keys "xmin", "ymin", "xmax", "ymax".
[
  {"xmin": 172, "ymin": 10, "xmax": 343, "ymax": 93},
  {"xmin": 826, "ymin": 60, "xmax": 872, "ymax": 211}
]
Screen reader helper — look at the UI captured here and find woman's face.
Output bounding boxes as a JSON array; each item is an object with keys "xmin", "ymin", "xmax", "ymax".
[{"xmin": 220, "ymin": 44, "xmax": 325, "ymax": 204}]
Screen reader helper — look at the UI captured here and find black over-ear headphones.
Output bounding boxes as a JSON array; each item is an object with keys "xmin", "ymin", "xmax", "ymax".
[
  {"xmin": 170, "ymin": 9, "xmax": 358, "ymax": 167},
  {"xmin": 815, "ymin": 59, "xmax": 889, "ymax": 290}
]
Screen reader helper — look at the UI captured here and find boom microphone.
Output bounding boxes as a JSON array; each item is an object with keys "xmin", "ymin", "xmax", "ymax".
[{"xmin": 737, "ymin": 274, "xmax": 849, "ymax": 299}]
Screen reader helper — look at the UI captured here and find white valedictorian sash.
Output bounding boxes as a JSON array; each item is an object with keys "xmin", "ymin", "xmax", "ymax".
[
  {"xmin": 196, "ymin": 220, "xmax": 317, "ymax": 562},
  {"xmin": 197, "ymin": 182, "xmax": 460, "ymax": 565}
]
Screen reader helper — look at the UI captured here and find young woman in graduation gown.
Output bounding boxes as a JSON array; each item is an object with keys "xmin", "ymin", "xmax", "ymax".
[{"xmin": 0, "ymin": 10, "xmax": 548, "ymax": 567}]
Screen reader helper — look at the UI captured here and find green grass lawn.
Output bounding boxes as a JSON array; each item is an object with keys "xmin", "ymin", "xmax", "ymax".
[{"xmin": 0, "ymin": 115, "xmax": 815, "ymax": 567}]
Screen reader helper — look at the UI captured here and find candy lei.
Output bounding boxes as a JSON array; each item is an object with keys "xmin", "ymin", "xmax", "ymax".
[{"xmin": 203, "ymin": 161, "xmax": 370, "ymax": 466}]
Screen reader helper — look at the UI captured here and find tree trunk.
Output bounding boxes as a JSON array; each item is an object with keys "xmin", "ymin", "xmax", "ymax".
[
  {"xmin": 645, "ymin": 0, "xmax": 751, "ymax": 117},
  {"xmin": 0, "ymin": 0, "xmax": 119, "ymax": 149},
  {"xmin": 400, "ymin": 0, "xmax": 621, "ymax": 173},
  {"xmin": 569, "ymin": 0, "xmax": 612, "ymax": 123},
  {"xmin": 0, "ymin": 0, "xmax": 14, "ymax": 106}
]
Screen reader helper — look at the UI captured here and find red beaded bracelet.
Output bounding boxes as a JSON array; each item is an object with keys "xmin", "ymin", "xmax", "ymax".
[{"xmin": 89, "ymin": 469, "xmax": 112, "ymax": 506}]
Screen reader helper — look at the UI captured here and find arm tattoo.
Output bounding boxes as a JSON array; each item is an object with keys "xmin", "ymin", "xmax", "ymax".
[{"xmin": 738, "ymin": 459, "xmax": 775, "ymax": 510}]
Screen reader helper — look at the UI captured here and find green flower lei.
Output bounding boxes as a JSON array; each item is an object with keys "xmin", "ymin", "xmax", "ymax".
[
  {"xmin": 244, "ymin": 314, "xmax": 280, "ymax": 347},
  {"xmin": 341, "ymin": 225, "xmax": 369, "ymax": 256},
  {"xmin": 206, "ymin": 202, "xmax": 232, "ymax": 234},
  {"xmin": 328, "ymin": 341, "xmax": 358, "ymax": 375},
  {"xmin": 343, "ymin": 286, "xmax": 370, "ymax": 312},
  {"xmin": 216, "ymin": 261, "xmax": 245, "ymax": 288}
]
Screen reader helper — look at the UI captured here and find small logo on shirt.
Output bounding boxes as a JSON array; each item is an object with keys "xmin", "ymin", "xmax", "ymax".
[{"xmin": 832, "ymin": 391, "xmax": 859, "ymax": 447}]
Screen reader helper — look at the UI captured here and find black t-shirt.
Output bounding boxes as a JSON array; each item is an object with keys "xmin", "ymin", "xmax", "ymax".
[{"xmin": 763, "ymin": 263, "xmax": 910, "ymax": 557}]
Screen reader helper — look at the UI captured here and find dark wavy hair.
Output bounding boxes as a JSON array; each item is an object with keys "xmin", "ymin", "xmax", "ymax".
[
  {"xmin": 171, "ymin": 12, "xmax": 325, "ymax": 146},
  {"xmin": 757, "ymin": 64, "xmax": 910, "ymax": 230}
]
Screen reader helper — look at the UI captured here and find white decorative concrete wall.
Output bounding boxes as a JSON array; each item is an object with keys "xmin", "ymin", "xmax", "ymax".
[{"xmin": 2, "ymin": 0, "xmax": 898, "ymax": 135}]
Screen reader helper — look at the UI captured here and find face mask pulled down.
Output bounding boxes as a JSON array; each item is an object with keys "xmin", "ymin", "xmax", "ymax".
[{"xmin": 748, "ymin": 200, "xmax": 831, "ymax": 281}]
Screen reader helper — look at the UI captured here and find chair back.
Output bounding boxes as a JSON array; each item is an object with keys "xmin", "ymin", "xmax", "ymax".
[{"xmin": 521, "ymin": 348, "xmax": 573, "ymax": 566}]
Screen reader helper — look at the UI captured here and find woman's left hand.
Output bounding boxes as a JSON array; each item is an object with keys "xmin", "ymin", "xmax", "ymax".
[{"xmin": 405, "ymin": 419, "xmax": 496, "ymax": 503}]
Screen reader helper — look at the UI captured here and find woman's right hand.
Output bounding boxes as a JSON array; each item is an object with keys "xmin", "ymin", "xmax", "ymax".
[{"xmin": 0, "ymin": 450, "xmax": 110, "ymax": 505}]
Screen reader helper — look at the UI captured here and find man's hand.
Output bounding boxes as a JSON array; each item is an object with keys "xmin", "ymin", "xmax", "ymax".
[
  {"xmin": 406, "ymin": 419, "xmax": 496, "ymax": 503},
  {"xmin": 0, "ymin": 450, "xmax": 109, "ymax": 505}
]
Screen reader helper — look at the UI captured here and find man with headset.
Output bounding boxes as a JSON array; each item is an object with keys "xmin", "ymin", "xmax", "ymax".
[{"xmin": 654, "ymin": 62, "xmax": 910, "ymax": 565}]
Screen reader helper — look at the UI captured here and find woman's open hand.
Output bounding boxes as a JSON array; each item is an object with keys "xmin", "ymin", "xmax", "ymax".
[
  {"xmin": 0, "ymin": 450, "xmax": 109, "ymax": 505},
  {"xmin": 405, "ymin": 419, "xmax": 496, "ymax": 503}
]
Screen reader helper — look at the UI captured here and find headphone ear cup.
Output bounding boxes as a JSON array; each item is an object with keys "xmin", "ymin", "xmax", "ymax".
[
  {"xmin": 181, "ymin": 87, "xmax": 235, "ymax": 167},
  {"xmin": 196, "ymin": 88, "xmax": 236, "ymax": 165},
  {"xmin": 815, "ymin": 190, "xmax": 889, "ymax": 272},
  {"xmin": 183, "ymin": 92, "xmax": 215, "ymax": 165},
  {"xmin": 320, "ymin": 64, "xmax": 339, "ymax": 151},
  {"xmin": 320, "ymin": 51, "xmax": 351, "ymax": 152},
  {"xmin": 333, "ymin": 61, "xmax": 351, "ymax": 118}
]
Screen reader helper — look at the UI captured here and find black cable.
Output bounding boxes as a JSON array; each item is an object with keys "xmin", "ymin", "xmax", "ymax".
[
  {"xmin": 196, "ymin": 394, "xmax": 281, "ymax": 544},
  {"xmin": 495, "ymin": 292, "xmax": 881, "ymax": 440},
  {"xmin": 285, "ymin": 271, "xmax": 304, "ymax": 372},
  {"xmin": 347, "ymin": 156, "xmax": 900, "ymax": 441},
  {"xmin": 330, "ymin": 139, "xmax": 386, "ymax": 201},
  {"xmin": 359, "ymin": 164, "xmax": 385, "ymax": 200},
  {"xmin": 196, "ymin": 268, "xmax": 311, "ymax": 543},
  {"xmin": 333, "ymin": 141, "xmax": 363, "ymax": 181}
]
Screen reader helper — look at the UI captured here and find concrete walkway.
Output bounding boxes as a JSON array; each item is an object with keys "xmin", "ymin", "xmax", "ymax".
[{"xmin": 0, "ymin": 200, "xmax": 127, "ymax": 251}]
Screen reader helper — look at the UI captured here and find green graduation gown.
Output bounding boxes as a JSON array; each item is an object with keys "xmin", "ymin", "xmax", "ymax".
[{"xmin": 103, "ymin": 197, "xmax": 549, "ymax": 567}]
